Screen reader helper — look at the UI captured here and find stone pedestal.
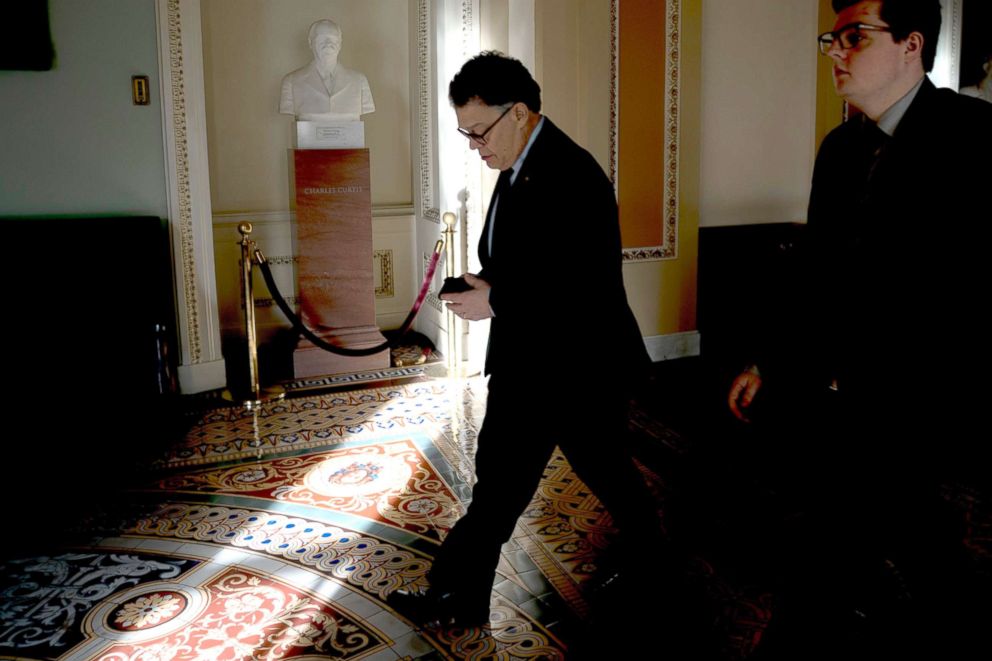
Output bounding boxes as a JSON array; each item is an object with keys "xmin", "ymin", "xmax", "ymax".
[{"xmin": 291, "ymin": 149, "xmax": 389, "ymax": 377}]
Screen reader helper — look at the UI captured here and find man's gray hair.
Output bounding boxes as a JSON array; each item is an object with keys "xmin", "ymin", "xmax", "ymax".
[{"xmin": 308, "ymin": 19, "xmax": 342, "ymax": 46}]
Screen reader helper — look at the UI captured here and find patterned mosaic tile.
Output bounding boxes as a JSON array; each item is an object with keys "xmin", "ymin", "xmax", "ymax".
[
  {"xmin": 86, "ymin": 566, "xmax": 387, "ymax": 660},
  {"xmin": 123, "ymin": 502, "xmax": 431, "ymax": 598},
  {"xmin": 0, "ymin": 552, "xmax": 200, "ymax": 659},
  {"xmin": 282, "ymin": 365, "xmax": 432, "ymax": 392},
  {"xmin": 166, "ymin": 383, "xmax": 458, "ymax": 468},
  {"xmin": 10, "ymin": 364, "xmax": 987, "ymax": 659},
  {"xmin": 1, "ymin": 375, "xmax": 651, "ymax": 660},
  {"xmin": 109, "ymin": 514, "xmax": 568, "ymax": 660},
  {"xmin": 153, "ymin": 437, "xmax": 463, "ymax": 543}
]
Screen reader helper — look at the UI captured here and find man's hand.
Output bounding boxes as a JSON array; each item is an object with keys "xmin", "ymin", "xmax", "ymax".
[
  {"xmin": 728, "ymin": 368, "xmax": 762, "ymax": 422},
  {"xmin": 441, "ymin": 273, "xmax": 492, "ymax": 321}
]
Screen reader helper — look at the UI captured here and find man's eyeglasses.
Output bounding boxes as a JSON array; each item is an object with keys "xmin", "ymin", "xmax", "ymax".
[
  {"xmin": 818, "ymin": 23, "xmax": 891, "ymax": 55},
  {"xmin": 457, "ymin": 105, "xmax": 513, "ymax": 145}
]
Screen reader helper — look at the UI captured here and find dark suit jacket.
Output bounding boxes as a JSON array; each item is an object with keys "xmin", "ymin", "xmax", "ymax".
[
  {"xmin": 477, "ymin": 118, "xmax": 649, "ymax": 385},
  {"xmin": 765, "ymin": 79, "xmax": 992, "ymax": 472}
]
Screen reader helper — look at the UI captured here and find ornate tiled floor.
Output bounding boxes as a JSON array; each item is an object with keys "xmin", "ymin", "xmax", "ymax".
[
  {"xmin": 12, "ymin": 363, "xmax": 988, "ymax": 659},
  {"xmin": 0, "ymin": 375, "xmax": 628, "ymax": 660}
]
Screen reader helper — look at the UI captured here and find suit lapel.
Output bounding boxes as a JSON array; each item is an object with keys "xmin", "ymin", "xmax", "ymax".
[
  {"xmin": 870, "ymin": 79, "xmax": 934, "ymax": 187},
  {"xmin": 303, "ymin": 62, "xmax": 330, "ymax": 96},
  {"xmin": 477, "ymin": 119, "xmax": 561, "ymax": 267}
]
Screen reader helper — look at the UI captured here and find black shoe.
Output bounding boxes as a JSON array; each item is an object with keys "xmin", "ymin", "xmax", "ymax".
[{"xmin": 387, "ymin": 588, "xmax": 490, "ymax": 629}]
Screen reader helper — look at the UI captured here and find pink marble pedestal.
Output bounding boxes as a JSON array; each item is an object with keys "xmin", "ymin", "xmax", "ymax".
[{"xmin": 291, "ymin": 149, "xmax": 389, "ymax": 378}]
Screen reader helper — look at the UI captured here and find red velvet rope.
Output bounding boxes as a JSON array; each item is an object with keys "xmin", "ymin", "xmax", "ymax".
[{"xmin": 255, "ymin": 245, "xmax": 442, "ymax": 357}]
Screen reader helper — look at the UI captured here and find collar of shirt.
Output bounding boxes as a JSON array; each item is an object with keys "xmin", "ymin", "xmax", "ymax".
[
  {"xmin": 315, "ymin": 61, "xmax": 337, "ymax": 85},
  {"xmin": 508, "ymin": 115, "xmax": 544, "ymax": 184},
  {"xmin": 876, "ymin": 76, "xmax": 925, "ymax": 136}
]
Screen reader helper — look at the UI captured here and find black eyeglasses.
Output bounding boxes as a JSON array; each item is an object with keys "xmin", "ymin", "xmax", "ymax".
[
  {"xmin": 457, "ymin": 105, "xmax": 514, "ymax": 145},
  {"xmin": 818, "ymin": 22, "xmax": 891, "ymax": 55}
]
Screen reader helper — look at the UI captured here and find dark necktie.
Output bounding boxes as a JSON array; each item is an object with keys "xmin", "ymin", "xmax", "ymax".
[
  {"xmin": 488, "ymin": 168, "xmax": 513, "ymax": 256},
  {"xmin": 862, "ymin": 120, "xmax": 889, "ymax": 182}
]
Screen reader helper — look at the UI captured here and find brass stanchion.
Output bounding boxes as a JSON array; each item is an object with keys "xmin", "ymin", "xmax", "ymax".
[
  {"xmin": 222, "ymin": 222, "xmax": 285, "ymax": 409},
  {"xmin": 441, "ymin": 212, "xmax": 463, "ymax": 376}
]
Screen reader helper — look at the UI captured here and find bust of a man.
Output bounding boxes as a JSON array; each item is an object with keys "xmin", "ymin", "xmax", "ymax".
[
  {"xmin": 961, "ymin": 53, "xmax": 992, "ymax": 105},
  {"xmin": 279, "ymin": 19, "xmax": 375, "ymax": 122}
]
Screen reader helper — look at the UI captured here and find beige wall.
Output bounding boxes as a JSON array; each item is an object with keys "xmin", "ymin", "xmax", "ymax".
[
  {"xmin": 816, "ymin": 0, "xmax": 846, "ymax": 147},
  {"xmin": 698, "ymin": 0, "xmax": 819, "ymax": 227},
  {"xmin": 624, "ymin": 0, "xmax": 701, "ymax": 338},
  {"xmin": 202, "ymin": 1, "xmax": 416, "ymax": 349},
  {"xmin": 200, "ymin": 0, "xmax": 412, "ymax": 212},
  {"xmin": 0, "ymin": 0, "xmax": 167, "ymax": 217},
  {"xmin": 204, "ymin": 0, "xmax": 829, "ymax": 353},
  {"xmin": 535, "ymin": 0, "xmax": 612, "ymax": 173},
  {"xmin": 535, "ymin": 0, "xmax": 700, "ymax": 340}
]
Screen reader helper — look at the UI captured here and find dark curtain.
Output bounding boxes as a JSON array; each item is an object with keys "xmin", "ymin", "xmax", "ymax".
[{"xmin": 1, "ymin": 1, "xmax": 55, "ymax": 71}]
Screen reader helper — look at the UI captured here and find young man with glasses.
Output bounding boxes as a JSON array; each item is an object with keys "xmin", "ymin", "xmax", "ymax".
[
  {"xmin": 728, "ymin": 1, "xmax": 992, "ymax": 658},
  {"xmin": 389, "ymin": 51, "xmax": 711, "ymax": 656}
]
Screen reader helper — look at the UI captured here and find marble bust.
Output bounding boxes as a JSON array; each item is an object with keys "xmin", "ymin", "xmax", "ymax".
[
  {"xmin": 960, "ymin": 54, "xmax": 992, "ymax": 105},
  {"xmin": 279, "ymin": 19, "xmax": 375, "ymax": 122}
]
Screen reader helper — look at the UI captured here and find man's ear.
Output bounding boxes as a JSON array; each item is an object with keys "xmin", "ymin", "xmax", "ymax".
[
  {"xmin": 513, "ymin": 101, "xmax": 527, "ymax": 122},
  {"xmin": 903, "ymin": 31, "xmax": 924, "ymax": 64}
]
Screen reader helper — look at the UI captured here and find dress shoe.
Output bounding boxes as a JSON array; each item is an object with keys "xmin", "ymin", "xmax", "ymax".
[{"xmin": 387, "ymin": 588, "xmax": 490, "ymax": 629}]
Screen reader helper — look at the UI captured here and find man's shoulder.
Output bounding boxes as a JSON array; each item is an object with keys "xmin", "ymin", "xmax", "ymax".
[
  {"xmin": 819, "ymin": 116, "xmax": 861, "ymax": 156},
  {"xmin": 903, "ymin": 81, "xmax": 992, "ymax": 129},
  {"xmin": 334, "ymin": 64, "xmax": 369, "ymax": 84},
  {"xmin": 533, "ymin": 118, "xmax": 603, "ymax": 171},
  {"xmin": 924, "ymin": 84, "xmax": 991, "ymax": 115},
  {"xmin": 284, "ymin": 61, "xmax": 318, "ymax": 82},
  {"xmin": 898, "ymin": 84, "xmax": 992, "ymax": 155}
]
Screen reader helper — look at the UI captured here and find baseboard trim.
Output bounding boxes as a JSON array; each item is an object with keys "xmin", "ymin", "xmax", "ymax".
[
  {"xmin": 178, "ymin": 358, "xmax": 227, "ymax": 394},
  {"xmin": 644, "ymin": 331, "xmax": 701, "ymax": 362}
]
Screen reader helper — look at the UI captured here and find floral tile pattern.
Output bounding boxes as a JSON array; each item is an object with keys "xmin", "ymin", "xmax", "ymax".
[
  {"xmin": 154, "ymin": 437, "xmax": 463, "ymax": 542},
  {"xmin": 0, "ymin": 374, "xmax": 638, "ymax": 660},
  {"xmin": 167, "ymin": 384, "xmax": 454, "ymax": 468},
  {"xmin": 90, "ymin": 567, "xmax": 386, "ymax": 660},
  {"xmin": 124, "ymin": 502, "xmax": 432, "ymax": 598},
  {"xmin": 0, "ymin": 553, "xmax": 200, "ymax": 658}
]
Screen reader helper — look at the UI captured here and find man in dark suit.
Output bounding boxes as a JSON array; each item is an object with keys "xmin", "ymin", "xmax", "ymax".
[
  {"xmin": 391, "ymin": 51, "xmax": 668, "ymax": 633},
  {"xmin": 728, "ymin": 1, "xmax": 992, "ymax": 657}
]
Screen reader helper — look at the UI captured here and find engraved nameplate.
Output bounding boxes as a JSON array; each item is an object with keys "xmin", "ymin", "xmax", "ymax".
[{"xmin": 295, "ymin": 120, "xmax": 365, "ymax": 149}]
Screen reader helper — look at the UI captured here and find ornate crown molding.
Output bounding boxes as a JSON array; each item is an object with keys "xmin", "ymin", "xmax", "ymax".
[
  {"xmin": 417, "ymin": 0, "xmax": 440, "ymax": 223},
  {"xmin": 609, "ymin": 0, "xmax": 619, "ymax": 186},
  {"xmin": 164, "ymin": 0, "xmax": 201, "ymax": 360},
  {"xmin": 622, "ymin": 0, "xmax": 681, "ymax": 263}
]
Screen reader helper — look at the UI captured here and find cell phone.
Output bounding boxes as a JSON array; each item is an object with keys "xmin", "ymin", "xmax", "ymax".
[{"xmin": 439, "ymin": 276, "xmax": 472, "ymax": 295}]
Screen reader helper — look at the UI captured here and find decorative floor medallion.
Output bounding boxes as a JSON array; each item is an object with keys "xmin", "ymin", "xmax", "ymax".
[
  {"xmin": 0, "ymin": 553, "xmax": 200, "ymax": 658},
  {"xmin": 155, "ymin": 437, "xmax": 462, "ymax": 542},
  {"xmin": 90, "ymin": 567, "xmax": 386, "ymax": 660},
  {"xmin": 1, "ymin": 376, "xmax": 615, "ymax": 660},
  {"xmin": 110, "ymin": 590, "xmax": 187, "ymax": 631}
]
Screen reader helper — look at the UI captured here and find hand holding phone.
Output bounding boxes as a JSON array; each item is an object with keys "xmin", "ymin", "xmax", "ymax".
[{"xmin": 439, "ymin": 276, "xmax": 473, "ymax": 296}]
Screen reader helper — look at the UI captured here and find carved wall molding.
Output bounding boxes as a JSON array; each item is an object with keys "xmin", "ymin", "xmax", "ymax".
[
  {"xmin": 609, "ymin": 0, "xmax": 619, "ymax": 186},
  {"xmin": 373, "ymin": 250, "xmax": 395, "ymax": 298},
  {"xmin": 253, "ymin": 296, "xmax": 299, "ymax": 309},
  {"xmin": 163, "ymin": 0, "xmax": 200, "ymax": 361},
  {"xmin": 929, "ymin": 0, "xmax": 963, "ymax": 90},
  {"xmin": 416, "ymin": 0, "xmax": 440, "ymax": 223},
  {"xmin": 156, "ymin": 0, "xmax": 226, "ymax": 393},
  {"xmin": 621, "ymin": 0, "xmax": 681, "ymax": 263},
  {"xmin": 212, "ymin": 207, "xmax": 415, "ymax": 229}
]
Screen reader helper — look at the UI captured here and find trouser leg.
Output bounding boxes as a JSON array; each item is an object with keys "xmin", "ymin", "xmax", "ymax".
[
  {"xmin": 428, "ymin": 378, "xmax": 556, "ymax": 602},
  {"xmin": 557, "ymin": 399, "xmax": 666, "ymax": 556}
]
